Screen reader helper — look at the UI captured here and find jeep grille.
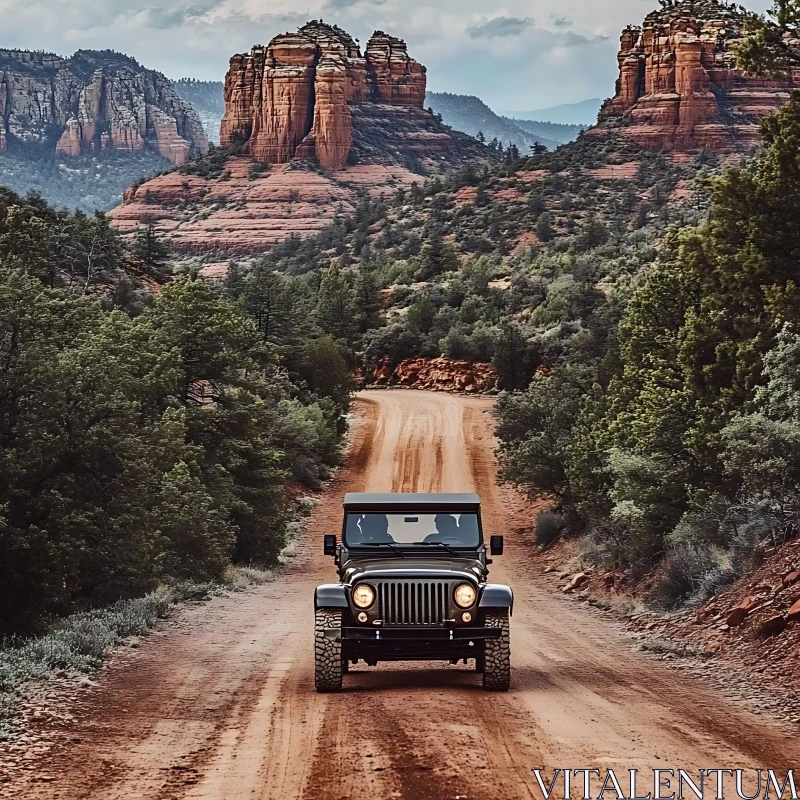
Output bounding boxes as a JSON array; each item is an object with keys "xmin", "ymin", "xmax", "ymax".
[{"xmin": 377, "ymin": 580, "xmax": 454, "ymax": 625}]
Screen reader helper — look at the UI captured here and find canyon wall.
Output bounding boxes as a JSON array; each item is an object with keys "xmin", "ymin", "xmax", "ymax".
[
  {"xmin": 595, "ymin": 0, "xmax": 797, "ymax": 151},
  {"xmin": 220, "ymin": 22, "xmax": 427, "ymax": 170},
  {"xmin": 0, "ymin": 49, "xmax": 208, "ymax": 165}
]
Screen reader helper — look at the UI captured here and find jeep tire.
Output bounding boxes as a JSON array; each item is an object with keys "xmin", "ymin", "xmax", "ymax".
[
  {"xmin": 314, "ymin": 608, "xmax": 343, "ymax": 692},
  {"xmin": 482, "ymin": 610, "xmax": 510, "ymax": 691}
]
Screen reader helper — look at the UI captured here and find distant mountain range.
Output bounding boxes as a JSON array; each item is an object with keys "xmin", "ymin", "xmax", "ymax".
[
  {"xmin": 425, "ymin": 92, "xmax": 587, "ymax": 153},
  {"xmin": 499, "ymin": 98, "xmax": 603, "ymax": 126}
]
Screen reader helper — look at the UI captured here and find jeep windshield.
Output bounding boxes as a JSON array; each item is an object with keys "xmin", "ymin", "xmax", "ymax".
[{"xmin": 344, "ymin": 512, "xmax": 481, "ymax": 549}]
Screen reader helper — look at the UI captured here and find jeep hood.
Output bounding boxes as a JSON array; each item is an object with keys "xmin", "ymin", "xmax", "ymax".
[{"xmin": 342, "ymin": 557, "xmax": 484, "ymax": 585}]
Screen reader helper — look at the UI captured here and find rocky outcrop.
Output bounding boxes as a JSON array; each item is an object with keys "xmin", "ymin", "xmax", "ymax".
[
  {"xmin": 220, "ymin": 22, "xmax": 429, "ymax": 170},
  {"xmin": 594, "ymin": 0, "xmax": 797, "ymax": 151},
  {"xmin": 370, "ymin": 356, "xmax": 498, "ymax": 393},
  {"xmin": 0, "ymin": 49, "xmax": 208, "ymax": 164},
  {"xmin": 365, "ymin": 32, "xmax": 427, "ymax": 107}
]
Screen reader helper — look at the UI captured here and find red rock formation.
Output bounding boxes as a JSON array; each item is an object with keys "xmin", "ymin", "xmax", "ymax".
[
  {"xmin": 109, "ymin": 159, "xmax": 424, "ymax": 253},
  {"xmin": 56, "ymin": 118, "xmax": 82, "ymax": 156},
  {"xmin": 594, "ymin": 0, "xmax": 797, "ymax": 152},
  {"xmin": 365, "ymin": 32, "xmax": 427, "ymax": 107},
  {"xmin": 220, "ymin": 22, "xmax": 427, "ymax": 170},
  {"xmin": 150, "ymin": 108, "xmax": 192, "ymax": 165},
  {"xmin": 248, "ymin": 36, "xmax": 318, "ymax": 164}
]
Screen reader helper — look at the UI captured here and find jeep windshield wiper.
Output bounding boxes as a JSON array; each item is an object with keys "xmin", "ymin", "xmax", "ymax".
[
  {"xmin": 358, "ymin": 542, "xmax": 406, "ymax": 558},
  {"xmin": 412, "ymin": 541, "xmax": 462, "ymax": 556}
]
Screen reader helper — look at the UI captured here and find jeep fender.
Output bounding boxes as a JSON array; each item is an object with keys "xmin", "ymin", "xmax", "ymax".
[
  {"xmin": 315, "ymin": 584, "xmax": 348, "ymax": 609},
  {"xmin": 479, "ymin": 584, "xmax": 513, "ymax": 615}
]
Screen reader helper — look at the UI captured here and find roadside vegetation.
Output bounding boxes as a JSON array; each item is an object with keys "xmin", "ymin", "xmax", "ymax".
[
  {"xmin": 498, "ymin": 95, "xmax": 800, "ymax": 607},
  {"xmin": 0, "ymin": 564, "xmax": 284, "ymax": 740}
]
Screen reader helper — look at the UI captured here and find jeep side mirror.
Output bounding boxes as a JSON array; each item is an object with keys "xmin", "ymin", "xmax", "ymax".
[
  {"xmin": 490, "ymin": 535, "xmax": 504, "ymax": 556},
  {"xmin": 323, "ymin": 534, "xmax": 337, "ymax": 557}
]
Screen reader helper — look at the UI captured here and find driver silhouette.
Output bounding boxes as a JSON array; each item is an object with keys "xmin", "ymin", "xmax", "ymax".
[{"xmin": 360, "ymin": 514, "xmax": 393, "ymax": 544}]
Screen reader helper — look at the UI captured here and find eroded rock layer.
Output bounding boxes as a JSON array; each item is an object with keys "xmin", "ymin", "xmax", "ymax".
[
  {"xmin": 0, "ymin": 49, "xmax": 208, "ymax": 164},
  {"xmin": 595, "ymin": 0, "xmax": 797, "ymax": 151},
  {"xmin": 109, "ymin": 159, "xmax": 424, "ymax": 253},
  {"xmin": 220, "ymin": 22, "xmax": 428, "ymax": 170}
]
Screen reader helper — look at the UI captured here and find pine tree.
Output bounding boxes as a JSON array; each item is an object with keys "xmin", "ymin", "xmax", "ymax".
[
  {"xmin": 224, "ymin": 260, "xmax": 246, "ymax": 300},
  {"xmin": 736, "ymin": 1, "xmax": 800, "ymax": 75},
  {"xmin": 536, "ymin": 212, "xmax": 554, "ymax": 243},
  {"xmin": 131, "ymin": 221, "xmax": 172, "ymax": 278},
  {"xmin": 315, "ymin": 263, "xmax": 356, "ymax": 342},
  {"xmin": 418, "ymin": 231, "xmax": 460, "ymax": 279},
  {"xmin": 354, "ymin": 266, "xmax": 382, "ymax": 333}
]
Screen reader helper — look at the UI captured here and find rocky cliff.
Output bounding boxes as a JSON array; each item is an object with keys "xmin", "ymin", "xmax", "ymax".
[
  {"xmin": 594, "ymin": 0, "xmax": 797, "ymax": 151},
  {"xmin": 220, "ymin": 22, "xmax": 434, "ymax": 170},
  {"xmin": 0, "ymin": 49, "xmax": 208, "ymax": 165}
]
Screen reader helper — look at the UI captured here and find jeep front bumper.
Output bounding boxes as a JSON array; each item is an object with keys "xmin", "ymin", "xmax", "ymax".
[{"xmin": 327, "ymin": 626, "xmax": 501, "ymax": 662}]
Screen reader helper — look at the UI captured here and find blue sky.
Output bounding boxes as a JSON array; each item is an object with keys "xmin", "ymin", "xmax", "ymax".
[{"xmin": 0, "ymin": 0, "xmax": 773, "ymax": 111}]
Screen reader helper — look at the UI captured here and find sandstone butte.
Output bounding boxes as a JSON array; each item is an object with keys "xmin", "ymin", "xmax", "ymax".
[
  {"xmin": 0, "ymin": 49, "xmax": 208, "ymax": 165},
  {"xmin": 219, "ymin": 22, "xmax": 428, "ymax": 170},
  {"xmin": 590, "ymin": 0, "xmax": 799, "ymax": 152},
  {"xmin": 110, "ymin": 22, "xmax": 489, "ymax": 253}
]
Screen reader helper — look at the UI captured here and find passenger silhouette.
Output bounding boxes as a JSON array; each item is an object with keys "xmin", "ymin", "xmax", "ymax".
[{"xmin": 425, "ymin": 514, "xmax": 460, "ymax": 543}]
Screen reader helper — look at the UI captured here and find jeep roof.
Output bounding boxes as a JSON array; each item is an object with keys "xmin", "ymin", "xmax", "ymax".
[{"xmin": 343, "ymin": 493, "xmax": 481, "ymax": 513}]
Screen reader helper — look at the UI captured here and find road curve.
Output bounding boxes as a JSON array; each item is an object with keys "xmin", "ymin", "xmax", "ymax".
[{"xmin": 2, "ymin": 390, "xmax": 797, "ymax": 800}]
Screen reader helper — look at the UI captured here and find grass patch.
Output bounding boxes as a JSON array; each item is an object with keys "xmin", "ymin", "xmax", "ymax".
[{"xmin": 0, "ymin": 567, "xmax": 272, "ymax": 741}]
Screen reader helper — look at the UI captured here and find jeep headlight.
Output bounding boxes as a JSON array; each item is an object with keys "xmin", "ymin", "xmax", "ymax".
[
  {"xmin": 352, "ymin": 583, "xmax": 376, "ymax": 609},
  {"xmin": 454, "ymin": 583, "xmax": 476, "ymax": 608}
]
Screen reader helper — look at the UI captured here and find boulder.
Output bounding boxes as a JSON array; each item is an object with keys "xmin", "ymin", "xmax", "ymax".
[
  {"xmin": 782, "ymin": 569, "xmax": 800, "ymax": 589},
  {"xmin": 371, "ymin": 357, "xmax": 498, "ymax": 393},
  {"xmin": 757, "ymin": 615, "xmax": 788, "ymax": 639},
  {"xmin": 724, "ymin": 596, "xmax": 761, "ymax": 627},
  {"xmin": 789, "ymin": 598, "xmax": 800, "ymax": 621},
  {"xmin": 562, "ymin": 572, "xmax": 589, "ymax": 593}
]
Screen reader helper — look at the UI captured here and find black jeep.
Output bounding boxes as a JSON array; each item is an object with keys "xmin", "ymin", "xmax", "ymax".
[{"xmin": 314, "ymin": 492, "xmax": 512, "ymax": 692}]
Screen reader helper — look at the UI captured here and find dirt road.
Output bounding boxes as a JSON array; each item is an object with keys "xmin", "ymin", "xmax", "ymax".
[{"xmin": 3, "ymin": 390, "xmax": 797, "ymax": 800}]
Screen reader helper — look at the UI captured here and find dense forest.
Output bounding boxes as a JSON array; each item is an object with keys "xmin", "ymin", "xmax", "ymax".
[{"xmin": 0, "ymin": 188, "xmax": 352, "ymax": 634}]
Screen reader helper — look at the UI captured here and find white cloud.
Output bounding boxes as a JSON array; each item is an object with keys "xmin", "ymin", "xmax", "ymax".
[{"xmin": 0, "ymin": 0, "xmax": 776, "ymax": 108}]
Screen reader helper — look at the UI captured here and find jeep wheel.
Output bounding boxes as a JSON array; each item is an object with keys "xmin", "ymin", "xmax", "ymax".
[
  {"xmin": 475, "ymin": 651, "xmax": 485, "ymax": 673},
  {"xmin": 314, "ymin": 608, "xmax": 343, "ymax": 692},
  {"xmin": 482, "ymin": 610, "xmax": 510, "ymax": 691}
]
